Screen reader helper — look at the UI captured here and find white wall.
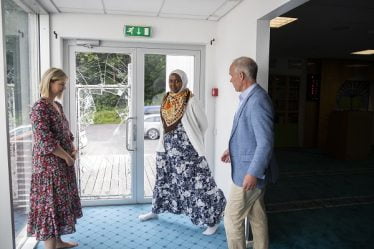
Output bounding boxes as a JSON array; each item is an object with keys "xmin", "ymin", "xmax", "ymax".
[
  {"xmin": 213, "ymin": 0, "xmax": 308, "ymax": 195},
  {"xmin": 50, "ymin": 13, "xmax": 218, "ymax": 167},
  {"xmin": 48, "ymin": 0, "xmax": 308, "ymax": 196},
  {"xmin": 50, "ymin": 13, "xmax": 217, "ymax": 67},
  {"xmin": 40, "ymin": 15, "xmax": 50, "ymax": 75}
]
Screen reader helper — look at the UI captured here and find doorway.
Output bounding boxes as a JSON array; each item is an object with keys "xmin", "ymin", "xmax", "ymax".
[{"xmin": 67, "ymin": 41, "xmax": 203, "ymax": 205}]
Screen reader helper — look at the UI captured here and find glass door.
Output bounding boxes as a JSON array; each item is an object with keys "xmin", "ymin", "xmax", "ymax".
[
  {"xmin": 2, "ymin": 0, "xmax": 38, "ymax": 246},
  {"xmin": 137, "ymin": 48, "xmax": 201, "ymax": 202},
  {"xmin": 69, "ymin": 45, "xmax": 137, "ymax": 204},
  {"xmin": 68, "ymin": 43, "xmax": 203, "ymax": 204}
]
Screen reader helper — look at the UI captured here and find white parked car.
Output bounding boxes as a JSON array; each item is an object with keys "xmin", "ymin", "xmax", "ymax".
[
  {"xmin": 144, "ymin": 114, "xmax": 161, "ymax": 140},
  {"xmin": 9, "ymin": 124, "xmax": 33, "ymax": 142},
  {"xmin": 144, "ymin": 105, "xmax": 160, "ymax": 115}
]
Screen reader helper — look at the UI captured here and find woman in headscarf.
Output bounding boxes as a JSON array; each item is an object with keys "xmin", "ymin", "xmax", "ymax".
[{"xmin": 139, "ymin": 69, "xmax": 226, "ymax": 235}]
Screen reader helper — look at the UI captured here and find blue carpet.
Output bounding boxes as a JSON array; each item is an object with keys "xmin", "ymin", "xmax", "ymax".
[
  {"xmin": 269, "ymin": 204, "xmax": 374, "ymax": 249},
  {"xmin": 34, "ymin": 148, "xmax": 374, "ymax": 248},
  {"xmin": 36, "ymin": 204, "xmax": 227, "ymax": 249},
  {"xmin": 34, "ymin": 203, "xmax": 374, "ymax": 249},
  {"xmin": 266, "ymin": 148, "xmax": 374, "ymax": 205}
]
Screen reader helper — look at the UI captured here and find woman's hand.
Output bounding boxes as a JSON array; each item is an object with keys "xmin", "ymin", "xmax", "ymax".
[
  {"xmin": 65, "ymin": 155, "xmax": 75, "ymax": 166},
  {"xmin": 71, "ymin": 150, "xmax": 78, "ymax": 160},
  {"xmin": 52, "ymin": 145, "xmax": 76, "ymax": 166},
  {"xmin": 221, "ymin": 149, "xmax": 231, "ymax": 163}
]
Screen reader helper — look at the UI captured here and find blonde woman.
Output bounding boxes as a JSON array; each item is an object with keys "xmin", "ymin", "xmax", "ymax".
[{"xmin": 27, "ymin": 68, "xmax": 82, "ymax": 249}]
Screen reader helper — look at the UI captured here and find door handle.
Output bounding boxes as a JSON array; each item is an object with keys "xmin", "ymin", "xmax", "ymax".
[{"xmin": 125, "ymin": 116, "xmax": 136, "ymax": 151}]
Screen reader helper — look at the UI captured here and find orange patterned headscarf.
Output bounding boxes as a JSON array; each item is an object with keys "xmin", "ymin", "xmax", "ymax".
[{"xmin": 161, "ymin": 88, "xmax": 191, "ymax": 133}]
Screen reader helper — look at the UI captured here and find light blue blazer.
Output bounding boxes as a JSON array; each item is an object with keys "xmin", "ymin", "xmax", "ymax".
[{"xmin": 229, "ymin": 84, "xmax": 278, "ymax": 188}]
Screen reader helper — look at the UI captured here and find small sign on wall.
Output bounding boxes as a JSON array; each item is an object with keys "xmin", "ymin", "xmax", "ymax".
[
  {"xmin": 124, "ymin": 25, "xmax": 152, "ymax": 37},
  {"xmin": 306, "ymin": 74, "xmax": 320, "ymax": 101}
]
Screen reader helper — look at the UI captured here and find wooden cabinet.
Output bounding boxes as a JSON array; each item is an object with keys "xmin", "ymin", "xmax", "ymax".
[{"xmin": 269, "ymin": 75, "xmax": 300, "ymax": 147}]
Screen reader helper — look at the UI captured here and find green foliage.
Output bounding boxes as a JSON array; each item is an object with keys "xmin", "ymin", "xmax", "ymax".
[
  {"xmin": 91, "ymin": 91, "xmax": 129, "ymax": 123},
  {"xmin": 76, "ymin": 52, "xmax": 131, "ymax": 85},
  {"xmin": 93, "ymin": 110, "xmax": 121, "ymax": 124},
  {"xmin": 94, "ymin": 93, "xmax": 121, "ymax": 111},
  {"xmin": 144, "ymin": 54, "xmax": 166, "ymax": 105},
  {"xmin": 75, "ymin": 52, "xmax": 166, "ymax": 112}
]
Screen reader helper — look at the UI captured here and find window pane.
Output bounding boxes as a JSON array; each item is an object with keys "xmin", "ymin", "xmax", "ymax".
[
  {"xmin": 4, "ymin": 0, "xmax": 32, "ymax": 246},
  {"xmin": 75, "ymin": 52, "xmax": 133, "ymax": 200}
]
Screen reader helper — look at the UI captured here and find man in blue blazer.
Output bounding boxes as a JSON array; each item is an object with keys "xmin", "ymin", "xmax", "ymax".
[{"xmin": 221, "ymin": 57, "xmax": 277, "ymax": 249}]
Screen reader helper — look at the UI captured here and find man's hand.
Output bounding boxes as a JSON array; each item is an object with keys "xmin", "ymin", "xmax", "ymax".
[
  {"xmin": 221, "ymin": 149, "xmax": 231, "ymax": 163},
  {"xmin": 242, "ymin": 174, "xmax": 257, "ymax": 191}
]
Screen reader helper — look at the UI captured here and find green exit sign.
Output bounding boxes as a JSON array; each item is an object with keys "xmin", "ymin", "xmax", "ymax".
[{"xmin": 124, "ymin": 25, "xmax": 152, "ymax": 37}]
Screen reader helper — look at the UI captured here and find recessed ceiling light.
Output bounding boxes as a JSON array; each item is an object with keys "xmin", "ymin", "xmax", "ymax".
[
  {"xmin": 270, "ymin": 17, "xmax": 297, "ymax": 28},
  {"xmin": 351, "ymin": 50, "xmax": 374, "ymax": 55}
]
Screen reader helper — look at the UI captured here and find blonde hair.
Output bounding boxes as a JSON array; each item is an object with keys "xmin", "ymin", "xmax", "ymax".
[{"xmin": 39, "ymin": 68, "xmax": 67, "ymax": 98}]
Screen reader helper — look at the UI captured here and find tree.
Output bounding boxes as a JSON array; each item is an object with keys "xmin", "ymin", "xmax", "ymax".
[
  {"xmin": 144, "ymin": 54, "xmax": 166, "ymax": 105},
  {"xmin": 75, "ymin": 52, "xmax": 166, "ymax": 124}
]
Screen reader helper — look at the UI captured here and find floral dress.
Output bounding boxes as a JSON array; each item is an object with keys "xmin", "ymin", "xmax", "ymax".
[
  {"xmin": 27, "ymin": 99, "xmax": 82, "ymax": 241},
  {"xmin": 152, "ymin": 123, "xmax": 226, "ymax": 227}
]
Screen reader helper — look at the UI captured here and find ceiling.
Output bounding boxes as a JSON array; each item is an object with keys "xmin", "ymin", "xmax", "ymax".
[
  {"xmin": 33, "ymin": 0, "xmax": 242, "ymax": 21},
  {"xmin": 16, "ymin": 0, "xmax": 374, "ymax": 61},
  {"xmin": 270, "ymin": 0, "xmax": 374, "ymax": 61}
]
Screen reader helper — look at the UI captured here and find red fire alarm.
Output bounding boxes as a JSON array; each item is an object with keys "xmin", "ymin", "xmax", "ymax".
[{"xmin": 212, "ymin": 88, "xmax": 218, "ymax": 97}]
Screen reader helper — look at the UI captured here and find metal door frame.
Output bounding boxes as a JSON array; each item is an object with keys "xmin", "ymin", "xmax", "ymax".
[
  {"xmin": 67, "ymin": 42, "xmax": 137, "ymax": 206},
  {"xmin": 65, "ymin": 40, "xmax": 205, "ymax": 205},
  {"xmin": 136, "ymin": 47, "xmax": 202, "ymax": 203}
]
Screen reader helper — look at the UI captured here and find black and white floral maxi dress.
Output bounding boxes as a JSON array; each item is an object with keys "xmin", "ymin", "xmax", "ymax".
[{"xmin": 152, "ymin": 122, "xmax": 226, "ymax": 227}]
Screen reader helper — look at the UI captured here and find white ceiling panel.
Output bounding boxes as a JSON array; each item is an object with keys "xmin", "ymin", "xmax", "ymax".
[
  {"xmin": 207, "ymin": 15, "xmax": 220, "ymax": 21},
  {"xmin": 38, "ymin": 0, "xmax": 243, "ymax": 21},
  {"xmin": 52, "ymin": 0, "xmax": 103, "ymax": 11},
  {"xmin": 57, "ymin": 7, "xmax": 104, "ymax": 14},
  {"xmin": 106, "ymin": 10, "xmax": 158, "ymax": 17},
  {"xmin": 37, "ymin": 0, "xmax": 59, "ymax": 13},
  {"xmin": 104, "ymin": 0, "xmax": 164, "ymax": 13},
  {"xmin": 212, "ymin": 1, "xmax": 240, "ymax": 17},
  {"xmin": 161, "ymin": 0, "xmax": 226, "ymax": 16},
  {"xmin": 159, "ymin": 13, "xmax": 210, "ymax": 20}
]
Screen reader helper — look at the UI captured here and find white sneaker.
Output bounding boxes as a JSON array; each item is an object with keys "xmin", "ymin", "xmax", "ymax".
[
  {"xmin": 138, "ymin": 212, "xmax": 158, "ymax": 221},
  {"xmin": 202, "ymin": 224, "xmax": 219, "ymax": 235}
]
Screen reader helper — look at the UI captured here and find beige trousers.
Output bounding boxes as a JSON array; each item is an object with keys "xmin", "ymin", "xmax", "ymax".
[{"xmin": 224, "ymin": 184, "xmax": 269, "ymax": 249}]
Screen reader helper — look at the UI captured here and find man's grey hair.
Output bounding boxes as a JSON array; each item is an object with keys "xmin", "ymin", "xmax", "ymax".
[{"xmin": 232, "ymin": 56, "xmax": 258, "ymax": 81}]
